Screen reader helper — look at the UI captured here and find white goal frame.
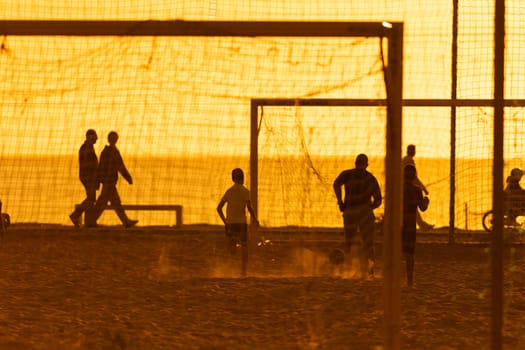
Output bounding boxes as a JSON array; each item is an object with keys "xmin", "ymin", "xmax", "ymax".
[{"xmin": 1, "ymin": 20, "xmax": 404, "ymax": 349}]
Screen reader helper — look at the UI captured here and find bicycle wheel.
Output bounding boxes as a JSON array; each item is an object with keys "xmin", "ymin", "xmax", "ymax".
[{"xmin": 482, "ymin": 210, "xmax": 493, "ymax": 232}]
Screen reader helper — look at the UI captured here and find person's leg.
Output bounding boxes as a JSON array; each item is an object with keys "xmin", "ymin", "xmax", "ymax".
[
  {"xmin": 225, "ymin": 224, "xmax": 237, "ymax": 254},
  {"xmin": 361, "ymin": 211, "xmax": 376, "ymax": 277},
  {"xmin": 70, "ymin": 180, "xmax": 96, "ymax": 226},
  {"xmin": 343, "ymin": 211, "xmax": 361, "ymax": 276},
  {"xmin": 83, "ymin": 180, "xmax": 98, "ymax": 226},
  {"xmin": 69, "ymin": 206, "xmax": 83, "ymax": 227},
  {"xmin": 225, "ymin": 223, "xmax": 248, "ymax": 276},
  {"xmin": 106, "ymin": 185, "xmax": 137, "ymax": 227},
  {"xmin": 416, "ymin": 211, "xmax": 434, "ymax": 230},
  {"xmin": 239, "ymin": 224, "xmax": 248, "ymax": 277},
  {"xmin": 406, "ymin": 254, "xmax": 414, "ymax": 286},
  {"xmin": 403, "ymin": 228, "xmax": 416, "ymax": 286},
  {"xmin": 90, "ymin": 184, "xmax": 110, "ymax": 226}
]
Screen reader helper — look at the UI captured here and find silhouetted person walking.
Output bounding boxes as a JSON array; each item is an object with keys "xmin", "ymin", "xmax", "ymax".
[
  {"xmin": 91, "ymin": 131, "xmax": 138, "ymax": 228},
  {"xmin": 333, "ymin": 153, "xmax": 382, "ymax": 278},
  {"xmin": 69, "ymin": 129, "xmax": 99, "ymax": 227}
]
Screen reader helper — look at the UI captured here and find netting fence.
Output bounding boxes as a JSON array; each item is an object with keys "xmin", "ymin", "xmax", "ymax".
[{"xmin": 0, "ymin": 1, "xmax": 524, "ymax": 232}]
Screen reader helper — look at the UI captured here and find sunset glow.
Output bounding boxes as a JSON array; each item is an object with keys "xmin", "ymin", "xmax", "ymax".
[
  {"xmin": 0, "ymin": 1, "xmax": 524, "ymax": 230},
  {"xmin": 0, "ymin": 2, "xmax": 524, "ymax": 350}
]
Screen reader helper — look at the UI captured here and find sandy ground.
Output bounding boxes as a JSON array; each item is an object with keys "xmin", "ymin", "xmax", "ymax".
[{"xmin": 0, "ymin": 225, "xmax": 524, "ymax": 350}]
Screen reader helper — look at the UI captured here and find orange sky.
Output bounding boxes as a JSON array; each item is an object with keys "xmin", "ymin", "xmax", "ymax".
[{"xmin": 1, "ymin": 1, "xmax": 524, "ymax": 159}]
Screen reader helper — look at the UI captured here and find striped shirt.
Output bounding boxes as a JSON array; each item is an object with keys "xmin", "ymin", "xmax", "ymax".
[{"xmin": 333, "ymin": 168, "xmax": 382, "ymax": 209}]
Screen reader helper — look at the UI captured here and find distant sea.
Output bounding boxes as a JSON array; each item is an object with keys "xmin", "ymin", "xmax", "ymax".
[{"xmin": 0, "ymin": 155, "xmax": 495, "ymax": 230}]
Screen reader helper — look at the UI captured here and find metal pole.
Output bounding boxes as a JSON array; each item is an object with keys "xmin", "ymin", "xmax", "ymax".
[
  {"xmin": 450, "ymin": 0, "xmax": 458, "ymax": 244},
  {"xmin": 492, "ymin": 0, "xmax": 505, "ymax": 348},
  {"xmin": 250, "ymin": 101, "xmax": 258, "ymax": 219},
  {"xmin": 383, "ymin": 23, "xmax": 403, "ymax": 350},
  {"xmin": 248, "ymin": 100, "xmax": 260, "ymax": 276}
]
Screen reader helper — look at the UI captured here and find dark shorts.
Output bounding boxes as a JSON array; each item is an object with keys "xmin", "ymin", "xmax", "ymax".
[
  {"xmin": 342, "ymin": 206, "xmax": 376, "ymax": 261},
  {"xmin": 225, "ymin": 223, "xmax": 248, "ymax": 243},
  {"xmin": 402, "ymin": 228, "xmax": 417, "ymax": 255}
]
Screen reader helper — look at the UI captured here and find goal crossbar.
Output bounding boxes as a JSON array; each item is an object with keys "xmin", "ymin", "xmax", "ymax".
[
  {"xmin": 1, "ymin": 20, "xmax": 397, "ymax": 37},
  {"xmin": 253, "ymin": 98, "xmax": 525, "ymax": 107}
]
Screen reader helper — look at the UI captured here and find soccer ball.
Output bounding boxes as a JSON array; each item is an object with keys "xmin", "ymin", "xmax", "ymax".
[{"xmin": 329, "ymin": 248, "xmax": 345, "ymax": 265}]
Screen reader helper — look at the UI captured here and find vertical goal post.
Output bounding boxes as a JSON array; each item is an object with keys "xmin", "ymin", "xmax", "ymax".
[{"xmin": 0, "ymin": 20, "xmax": 404, "ymax": 350}]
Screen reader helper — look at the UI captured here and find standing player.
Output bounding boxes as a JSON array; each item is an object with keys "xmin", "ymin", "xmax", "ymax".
[
  {"xmin": 403, "ymin": 164, "xmax": 429, "ymax": 286},
  {"xmin": 333, "ymin": 154, "xmax": 382, "ymax": 278},
  {"xmin": 403, "ymin": 144, "xmax": 433, "ymax": 230},
  {"xmin": 69, "ymin": 129, "xmax": 99, "ymax": 227},
  {"xmin": 217, "ymin": 168, "xmax": 259, "ymax": 276}
]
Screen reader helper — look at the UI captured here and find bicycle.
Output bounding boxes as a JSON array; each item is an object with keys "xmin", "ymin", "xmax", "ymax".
[{"xmin": 482, "ymin": 198, "xmax": 525, "ymax": 232}]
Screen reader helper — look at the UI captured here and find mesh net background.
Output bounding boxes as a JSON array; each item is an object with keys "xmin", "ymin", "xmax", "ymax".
[{"xmin": 0, "ymin": 0, "xmax": 523, "ymax": 229}]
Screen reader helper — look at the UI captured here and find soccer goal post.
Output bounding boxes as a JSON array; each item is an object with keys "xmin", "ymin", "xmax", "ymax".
[{"xmin": 1, "ymin": 20, "xmax": 403, "ymax": 349}]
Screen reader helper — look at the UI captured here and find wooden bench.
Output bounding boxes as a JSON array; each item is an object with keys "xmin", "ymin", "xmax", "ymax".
[{"xmin": 77, "ymin": 204, "xmax": 183, "ymax": 227}]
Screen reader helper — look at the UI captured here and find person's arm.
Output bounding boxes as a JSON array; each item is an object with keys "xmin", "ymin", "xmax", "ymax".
[
  {"xmin": 116, "ymin": 151, "xmax": 133, "ymax": 184},
  {"xmin": 217, "ymin": 199, "xmax": 227, "ymax": 225},
  {"xmin": 246, "ymin": 200, "xmax": 259, "ymax": 226},
  {"xmin": 119, "ymin": 166, "xmax": 133, "ymax": 184},
  {"xmin": 122, "ymin": 172, "xmax": 133, "ymax": 185},
  {"xmin": 95, "ymin": 150, "xmax": 105, "ymax": 185},
  {"xmin": 333, "ymin": 173, "xmax": 345, "ymax": 211},
  {"xmin": 414, "ymin": 176, "xmax": 429, "ymax": 195},
  {"xmin": 370, "ymin": 178, "xmax": 382, "ymax": 209}
]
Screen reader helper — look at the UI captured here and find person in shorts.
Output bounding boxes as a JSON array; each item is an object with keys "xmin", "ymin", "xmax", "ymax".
[
  {"xmin": 333, "ymin": 154, "xmax": 382, "ymax": 277},
  {"xmin": 217, "ymin": 168, "xmax": 259, "ymax": 254},
  {"xmin": 403, "ymin": 164, "xmax": 430, "ymax": 286}
]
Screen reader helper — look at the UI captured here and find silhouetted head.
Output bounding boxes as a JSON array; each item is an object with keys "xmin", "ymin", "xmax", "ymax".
[
  {"xmin": 232, "ymin": 168, "xmax": 244, "ymax": 184},
  {"xmin": 404, "ymin": 164, "xmax": 417, "ymax": 181},
  {"xmin": 407, "ymin": 144, "xmax": 416, "ymax": 157},
  {"xmin": 508, "ymin": 168, "xmax": 524, "ymax": 183},
  {"xmin": 107, "ymin": 131, "xmax": 119, "ymax": 145},
  {"xmin": 85, "ymin": 129, "xmax": 97, "ymax": 144},
  {"xmin": 355, "ymin": 154, "xmax": 368, "ymax": 169}
]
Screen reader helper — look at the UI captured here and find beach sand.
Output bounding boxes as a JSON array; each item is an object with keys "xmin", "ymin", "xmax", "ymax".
[{"xmin": 0, "ymin": 225, "xmax": 524, "ymax": 349}]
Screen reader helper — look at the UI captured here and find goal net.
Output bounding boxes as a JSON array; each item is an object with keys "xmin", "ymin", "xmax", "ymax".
[
  {"xmin": 256, "ymin": 103, "xmax": 387, "ymax": 229},
  {"xmin": 0, "ymin": 26, "xmax": 392, "ymax": 227}
]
